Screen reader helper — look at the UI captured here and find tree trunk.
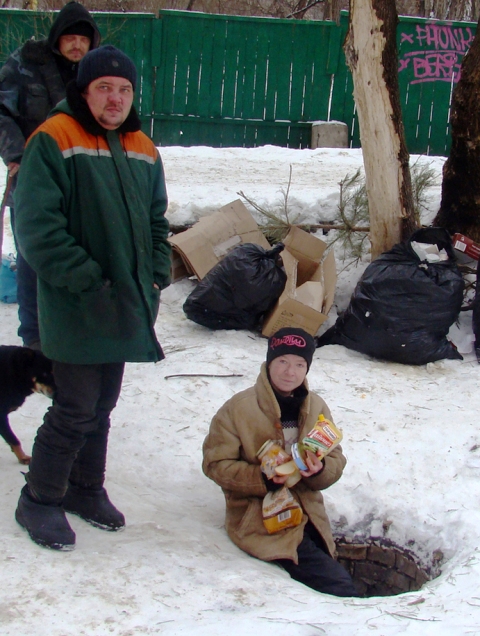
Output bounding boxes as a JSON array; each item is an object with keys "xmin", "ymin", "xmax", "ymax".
[
  {"xmin": 323, "ymin": 0, "xmax": 341, "ymax": 21},
  {"xmin": 433, "ymin": 16, "xmax": 480, "ymax": 242},
  {"xmin": 344, "ymin": 0, "xmax": 417, "ymax": 259}
]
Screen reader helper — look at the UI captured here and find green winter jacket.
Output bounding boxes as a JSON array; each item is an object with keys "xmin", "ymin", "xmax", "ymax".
[{"xmin": 14, "ymin": 95, "xmax": 171, "ymax": 364}]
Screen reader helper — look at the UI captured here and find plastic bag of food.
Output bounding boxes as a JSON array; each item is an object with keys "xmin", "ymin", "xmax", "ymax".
[
  {"xmin": 262, "ymin": 486, "xmax": 303, "ymax": 534},
  {"xmin": 257, "ymin": 439, "xmax": 301, "ymax": 487}
]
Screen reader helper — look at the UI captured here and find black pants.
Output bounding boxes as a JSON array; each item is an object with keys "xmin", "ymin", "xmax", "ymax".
[
  {"xmin": 275, "ymin": 523, "xmax": 358, "ymax": 597},
  {"xmin": 10, "ymin": 207, "xmax": 39, "ymax": 347},
  {"xmin": 27, "ymin": 361, "xmax": 125, "ymax": 501}
]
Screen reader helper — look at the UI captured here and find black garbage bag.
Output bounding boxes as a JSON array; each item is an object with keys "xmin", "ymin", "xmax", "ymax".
[
  {"xmin": 317, "ymin": 227, "xmax": 464, "ymax": 365},
  {"xmin": 472, "ymin": 257, "xmax": 480, "ymax": 363},
  {"xmin": 183, "ymin": 242, "xmax": 287, "ymax": 330}
]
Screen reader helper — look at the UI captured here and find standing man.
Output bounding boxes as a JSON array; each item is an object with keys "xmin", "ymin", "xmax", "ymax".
[
  {"xmin": 13, "ymin": 45, "xmax": 171, "ymax": 550},
  {"xmin": 0, "ymin": 1, "xmax": 101, "ymax": 350}
]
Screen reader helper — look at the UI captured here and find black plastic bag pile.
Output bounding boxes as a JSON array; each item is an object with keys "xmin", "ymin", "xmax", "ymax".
[
  {"xmin": 316, "ymin": 227, "xmax": 465, "ymax": 365},
  {"xmin": 472, "ymin": 258, "xmax": 480, "ymax": 362},
  {"xmin": 183, "ymin": 242, "xmax": 286, "ymax": 330}
]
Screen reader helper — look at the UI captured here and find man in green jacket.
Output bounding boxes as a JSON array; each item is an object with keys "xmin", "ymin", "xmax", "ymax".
[{"xmin": 13, "ymin": 45, "xmax": 171, "ymax": 550}]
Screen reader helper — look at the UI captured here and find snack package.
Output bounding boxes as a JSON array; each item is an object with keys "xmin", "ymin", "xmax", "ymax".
[
  {"xmin": 302, "ymin": 414, "xmax": 343, "ymax": 459},
  {"xmin": 257, "ymin": 439, "xmax": 291, "ymax": 479},
  {"xmin": 262, "ymin": 486, "xmax": 303, "ymax": 534}
]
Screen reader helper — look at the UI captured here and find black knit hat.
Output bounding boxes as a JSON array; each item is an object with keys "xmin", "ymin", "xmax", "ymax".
[
  {"xmin": 77, "ymin": 45, "xmax": 137, "ymax": 91},
  {"xmin": 60, "ymin": 21, "xmax": 95, "ymax": 40},
  {"xmin": 266, "ymin": 327, "xmax": 315, "ymax": 371}
]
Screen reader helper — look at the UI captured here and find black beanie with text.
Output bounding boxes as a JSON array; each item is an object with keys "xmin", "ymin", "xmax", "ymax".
[{"xmin": 266, "ymin": 327, "xmax": 315, "ymax": 371}]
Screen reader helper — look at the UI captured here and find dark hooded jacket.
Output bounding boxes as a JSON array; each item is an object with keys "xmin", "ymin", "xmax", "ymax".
[{"xmin": 0, "ymin": 2, "xmax": 100, "ymax": 202}]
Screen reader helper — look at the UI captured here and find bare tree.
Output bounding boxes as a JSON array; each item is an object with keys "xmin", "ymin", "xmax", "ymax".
[
  {"xmin": 5, "ymin": 0, "xmax": 478, "ymax": 19},
  {"xmin": 433, "ymin": 15, "xmax": 480, "ymax": 241},
  {"xmin": 285, "ymin": 0, "xmax": 325, "ymax": 18},
  {"xmin": 322, "ymin": 0, "xmax": 341, "ymax": 20},
  {"xmin": 344, "ymin": 0, "xmax": 417, "ymax": 259},
  {"xmin": 431, "ymin": 0, "xmax": 476, "ymax": 20}
]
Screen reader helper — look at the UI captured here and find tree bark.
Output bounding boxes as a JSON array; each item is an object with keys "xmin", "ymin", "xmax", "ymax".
[
  {"xmin": 344, "ymin": 0, "xmax": 417, "ymax": 259},
  {"xmin": 322, "ymin": 0, "xmax": 341, "ymax": 21},
  {"xmin": 433, "ymin": 16, "xmax": 480, "ymax": 242}
]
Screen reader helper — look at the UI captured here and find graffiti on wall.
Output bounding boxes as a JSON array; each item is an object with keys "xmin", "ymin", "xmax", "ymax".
[{"xmin": 398, "ymin": 22, "xmax": 476, "ymax": 84}]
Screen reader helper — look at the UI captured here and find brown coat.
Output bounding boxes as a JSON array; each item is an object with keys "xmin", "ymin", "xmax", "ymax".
[{"xmin": 202, "ymin": 363, "xmax": 346, "ymax": 564}]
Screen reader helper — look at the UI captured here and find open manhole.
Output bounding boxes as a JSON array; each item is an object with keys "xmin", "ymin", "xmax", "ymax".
[{"xmin": 335, "ymin": 536, "xmax": 444, "ymax": 597}]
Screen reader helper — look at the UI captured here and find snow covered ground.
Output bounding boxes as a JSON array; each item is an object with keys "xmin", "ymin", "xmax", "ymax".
[{"xmin": 1, "ymin": 147, "xmax": 480, "ymax": 636}]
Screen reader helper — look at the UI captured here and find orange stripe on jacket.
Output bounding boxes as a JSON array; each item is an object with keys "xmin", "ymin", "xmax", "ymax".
[{"xmin": 27, "ymin": 112, "xmax": 158, "ymax": 163}]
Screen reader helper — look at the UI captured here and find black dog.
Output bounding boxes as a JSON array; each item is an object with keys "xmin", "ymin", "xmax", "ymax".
[{"xmin": 0, "ymin": 345, "xmax": 55, "ymax": 464}]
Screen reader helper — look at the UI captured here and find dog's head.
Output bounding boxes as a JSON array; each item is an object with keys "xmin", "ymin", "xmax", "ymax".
[
  {"xmin": 34, "ymin": 379, "xmax": 55, "ymax": 399},
  {"xmin": 31, "ymin": 353, "xmax": 55, "ymax": 398},
  {"xmin": 11, "ymin": 347, "xmax": 55, "ymax": 398}
]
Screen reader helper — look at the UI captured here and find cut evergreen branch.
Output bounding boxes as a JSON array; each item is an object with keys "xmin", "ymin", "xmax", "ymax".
[
  {"xmin": 238, "ymin": 165, "xmax": 300, "ymax": 243},
  {"xmin": 237, "ymin": 159, "xmax": 438, "ymax": 258},
  {"xmin": 330, "ymin": 168, "xmax": 370, "ymax": 262},
  {"xmin": 410, "ymin": 158, "xmax": 439, "ymax": 225},
  {"xmin": 238, "ymin": 165, "xmax": 368, "ymax": 244},
  {"xmin": 329, "ymin": 160, "xmax": 438, "ymax": 261}
]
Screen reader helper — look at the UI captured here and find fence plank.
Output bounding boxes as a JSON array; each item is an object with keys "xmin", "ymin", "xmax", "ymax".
[{"xmin": 311, "ymin": 24, "xmax": 340, "ymax": 122}]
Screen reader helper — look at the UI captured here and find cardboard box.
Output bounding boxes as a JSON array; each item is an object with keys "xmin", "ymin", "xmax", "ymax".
[
  {"xmin": 168, "ymin": 199, "xmax": 270, "ymax": 281},
  {"xmin": 452, "ymin": 233, "xmax": 480, "ymax": 261},
  {"xmin": 262, "ymin": 226, "xmax": 337, "ymax": 337}
]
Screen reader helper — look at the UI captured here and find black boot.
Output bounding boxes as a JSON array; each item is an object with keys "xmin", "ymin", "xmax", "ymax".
[
  {"xmin": 475, "ymin": 343, "xmax": 480, "ymax": 364},
  {"xmin": 15, "ymin": 485, "xmax": 75, "ymax": 550},
  {"xmin": 62, "ymin": 483, "xmax": 125, "ymax": 531}
]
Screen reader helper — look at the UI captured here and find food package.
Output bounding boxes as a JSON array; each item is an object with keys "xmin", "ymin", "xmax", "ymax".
[
  {"xmin": 262, "ymin": 486, "xmax": 303, "ymax": 534},
  {"xmin": 302, "ymin": 414, "xmax": 343, "ymax": 459},
  {"xmin": 257, "ymin": 440, "xmax": 291, "ymax": 479}
]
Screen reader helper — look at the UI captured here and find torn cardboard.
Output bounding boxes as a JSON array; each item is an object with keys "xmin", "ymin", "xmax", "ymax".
[
  {"xmin": 452, "ymin": 233, "xmax": 480, "ymax": 261},
  {"xmin": 168, "ymin": 199, "xmax": 270, "ymax": 281},
  {"xmin": 262, "ymin": 226, "xmax": 337, "ymax": 337}
]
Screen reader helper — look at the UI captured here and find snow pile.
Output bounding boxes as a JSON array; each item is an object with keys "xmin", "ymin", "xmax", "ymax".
[{"xmin": 1, "ymin": 147, "xmax": 480, "ymax": 636}]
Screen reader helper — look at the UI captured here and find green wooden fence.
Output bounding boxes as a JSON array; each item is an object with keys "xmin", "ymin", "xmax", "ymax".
[
  {"xmin": 0, "ymin": 8, "xmax": 477, "ymax": 155},
  {"xmin": 396, "ymin": 15, "xmax": 477, "ymax": 154},
  {"xmin": 152, "ymin": 11, "xmax": 344, "ymax": 148}
]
